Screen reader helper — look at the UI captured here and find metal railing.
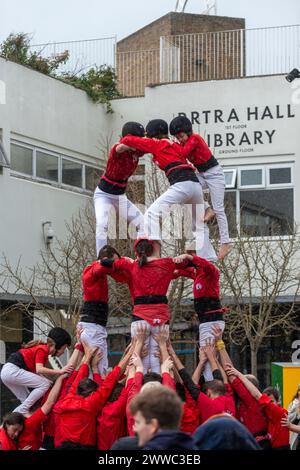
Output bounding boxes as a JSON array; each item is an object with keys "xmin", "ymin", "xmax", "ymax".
[
  {"xmin": 117, "ymin": 24, "xmax": 300, "ymax": 96},
  {"xmin": 29, "ymin": 24, "xmax": 300, "ymax": 96},
  {"xmin": 29, "ymin": 36, "xmax": 117, "ymax": 74}
]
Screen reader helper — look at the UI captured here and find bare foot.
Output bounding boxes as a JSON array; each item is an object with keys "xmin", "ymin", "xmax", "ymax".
[
  {"xmin": 204, "ymin": 207, "xmax": 215, "ymax": 223},
  {"xmin": 218, "ymin": 243, "xmax": 231, "ymax": 260}
]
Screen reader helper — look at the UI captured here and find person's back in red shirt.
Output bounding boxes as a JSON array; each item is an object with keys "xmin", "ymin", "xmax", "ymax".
[
  {"xmin": 97, "ymin": 383, "xmax": 128, "ymax": 450},
  {"xmin": 57, "ymin": 364, "xmax": 121, "ymax": 447},
  {"xmin": 258, "ymin": 393, "xmax": 290, "ymax": 449}
]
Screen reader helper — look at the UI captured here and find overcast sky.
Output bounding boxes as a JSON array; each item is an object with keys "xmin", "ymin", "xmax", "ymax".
[{"xmin": 1, "ymin": 0, "xmax": 300, "ymax": 44}]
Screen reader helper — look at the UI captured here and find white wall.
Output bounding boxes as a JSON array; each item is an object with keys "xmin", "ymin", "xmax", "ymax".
[
  {"xmin": 1, "ymin": 58, "xmax": 299, "ymax": 292},
  {"xmin": 111, "ymin": 75, "xmax": 300, "ymax": 223},
  {"xmin": 0, "ymin": 58, "xmax": 110, "ymax": 275}
]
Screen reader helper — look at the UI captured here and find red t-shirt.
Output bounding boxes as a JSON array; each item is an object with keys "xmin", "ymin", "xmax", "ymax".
[
  {"xmin": 258, "ymin": 394, "xmax": 290, "ymax": 448},
  {"xmin": 83, "ymin": 259, "xmax": 132, "ymax": 303},
  {"xmin": 120, "ymin": 136, "xmax": 194, "ymax": 174},
  {"xmin": 112, "ymin": 257, "xmax": 188, "ymax": 325},
  {"xmin": 100, "ymin": 143, "xmax": 143, "ymax": 185},
  {"xmin": 181, "ymin": 388, "xmax": 201, "ymax": 434},
  {"xmin": 97, "ymin": 385, "xmax": 129, "ymax": 450},
  {"xmin": 19, "ymin": 345, "xmax": 50, "ymax": 373},
  {"xmin": 177, "ymin": 255, "xmax": 220, "ymax": 300},
  {"xmin": 197, "ymin": 384, "xmax": 236, "ymax": 424},
  {"xmin": 57, "ymin": 364, "xmax": 121, "ymax": 447},
  {"xmin": 231, "ymin": 377, "xmax": 269, "ymax": 436},
  {"xmin": 179, "ymin": 133, "xmax": 212, "ymax": 167},
  {"xmin": 126, "ymin": 371, "xmax": 143, "ymax": 437},
  {"xmin": 18, "ymin": 408, "xmax": 48, "ymax": 450},
  {"xmin": 0, "ymin": 427, "xmax": 17, "ymax": 450}
]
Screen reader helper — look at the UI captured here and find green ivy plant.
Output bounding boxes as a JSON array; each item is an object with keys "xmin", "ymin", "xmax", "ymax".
[{"xmin": 0, "ymin": 33, "xmax": 121, "ymax": 112}]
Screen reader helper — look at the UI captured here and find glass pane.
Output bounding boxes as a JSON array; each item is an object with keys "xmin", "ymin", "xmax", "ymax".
[
  {"xmin": 36, "ymin": 151, "xmax": 58, "ymax": 181},
  {"xmin": 240, "ymin": 169, "xmax": 262, "ymax": 186},
  {"xmin": 269, "ymin": 167, "xmax": 291, "ymax": 185},
  {"xmin": 224, "ymin": 191, "xmax": 238, "ymax": 238},
  {"xmin": 240, "ymin": 189, "xmax": 294, "ymax": 236},
  {"xmin": 85, "ymin": 166, "xmax": 100, "ymax": 191},
  {"xmin": 224, "ymin": 171, "xmax": 234, "ymax": 187},
  {"xmin": 207, "ymin": 191, "xmax": 237, "ymax": 239},
  {"xmin": 10, "ymin": 144, "xmax": 33, "ymax": 175},
  {"xmin": 62, "ymin": 159, "xmax": 82, "ymax": 187}
]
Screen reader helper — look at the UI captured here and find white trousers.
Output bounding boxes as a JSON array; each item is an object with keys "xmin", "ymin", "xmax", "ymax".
[
  {"xmin": 94, "ymin": 187, "xmax": 144, "ymax": 256},
  {"xmin": 199, "ymin": 320, "xmax": 225, "ymax": 382},
  {"xmin": 78, "ymin": 321, "xmax": 108, "ymax": 375},
  {"xmin": 144, "ymin": 181, "xmax": 204, "ymax": 252},
  {"xmin": 131, "ymin": 320, "xmax": 169, "ymax": 374},
  {"xmin": 197, "ymin": 165, "xmax": 230, "ymax": 244},
  {"xmin": 0, "ymin": 362, "xmax": 52, "ymax": 414},
  {"xmin": 196, "ymin": 224, "xmax": 217, "ymax": 262}
]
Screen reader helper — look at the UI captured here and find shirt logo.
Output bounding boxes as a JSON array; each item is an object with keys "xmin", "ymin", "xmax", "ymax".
[{"xmin": 196, "ymin": 283, "xmax": 202, "ymax": 291}]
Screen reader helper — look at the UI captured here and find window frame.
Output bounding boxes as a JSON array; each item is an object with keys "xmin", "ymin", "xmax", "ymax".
[
  {"xmin": 224, "ymin": 168, "xmax": 237, "ymax": 189},
  {"xmin": 84, "ymin": 164, "xmax": 100, "ymax": 191},
  {"xmin": 238, "ymin": 165, "xmax": 265, "ymax": 189},
  {"xmin": 10, "ymin": 141, "xmax": 34, "ymax": 177},
  {"xmin": 223, "ymin": 163, "xmax": 295, "ymax": 241},
  {"xmin": 61, "ymin": 156, "xmax": 84, "ymax": 189},
  {"xmin": 266, "ymin": 163, "xmax": 294, "ymax": 188},
  {"xmin": 35, "ymin": 148, "xmax": 60, "ymax": 184},
  {"xmin": 10, "ymin": 139, "xmax": 101, "ymax": 194}
]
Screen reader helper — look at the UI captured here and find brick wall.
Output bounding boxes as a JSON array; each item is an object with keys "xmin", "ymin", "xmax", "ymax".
[{"xmin": 116, "ymin": 12, "xmax": 246, "ymax": 96}]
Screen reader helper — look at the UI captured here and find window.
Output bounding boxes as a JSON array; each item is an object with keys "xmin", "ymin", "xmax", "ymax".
[
  {"xmin": 240, "ymin": 189, "xmax": 294, "ymax": 236},
  {"xmin": 85, "ymin": 165, "xmax": 100, "ymax": 191},
  {"xmin": 62, "ymin": 158, "xmax": 83, "ymax": 188},
  {"xmin": 268, "ymin": 165, "xmax": 292, "ymax": 186},
  {"xmin": 36, "ymin": 151, "xmax": 59, "ymax": 182},
  {"xmin": 223, "ymin": 163, "xmax": 294, "ymax": 238},
  {"xmin": 10, "ymin": 141, "xmax": 99, "ymax": 193},
  {"xmin": 239, "ymin": 167, "xmax": 264, "ymax": 188},
  {"xmin": 224, "ymin": 169, "xmax": 237, "ymax": 188},
  {"xmin": 10, "ymin": 144, "xmax": 33, "ymax": 176}
]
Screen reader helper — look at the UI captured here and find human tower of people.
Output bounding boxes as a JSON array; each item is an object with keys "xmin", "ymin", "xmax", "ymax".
[{"xmin": 0, "ymin": 117, "xmax": 298, "ymax": 451}]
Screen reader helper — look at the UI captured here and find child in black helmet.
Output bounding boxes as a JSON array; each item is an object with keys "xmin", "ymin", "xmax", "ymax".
[
  {"xmin": 169, "ymin": 116, "xmax": 230, "ymax": 260},
  {"xmin": 1, "ymin": 327, "xmax": 72, "ymax": 414},
  {"xmin": 94, "ymin": 121, "xmax": 146, "ymax": 255},
  {"xmin": 117, "ymin": 119, "xmax": 210, "ymax": 257},
  {"xmin": 118, "ymin": 119, "xmax": 216, "ymax": 260}
]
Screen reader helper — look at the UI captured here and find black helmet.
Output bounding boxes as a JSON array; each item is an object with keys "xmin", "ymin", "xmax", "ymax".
[
  {"xmin": 146, "ymin": 119, "xmax": 168, "ymax": 138},
  {"xmin": 169, "ymin": 116, "xmax": 193, "ymax": 136},
  {"xmin": 122, "ymin": 121, "xmax": 145, "ymax": 138},
  {"xmin": 48, "ymin": 327, "xmax": 71, "ymax": 349}
]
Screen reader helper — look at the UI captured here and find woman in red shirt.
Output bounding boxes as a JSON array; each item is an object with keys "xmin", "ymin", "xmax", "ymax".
[
  {"xmin": 0, "ymin": 327, "xmax": 72, "ymax": 414},
  {"xmin": 0, "ymin": 413, "xmax": 24, "ymax": 450}
]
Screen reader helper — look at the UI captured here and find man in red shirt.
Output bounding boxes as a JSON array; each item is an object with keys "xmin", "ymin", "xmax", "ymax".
[
  {"xmin": 94, "ymin": 121, "xmax": 145, "ymax": 255},
  {"xmin": 118, "ymin": 119, "xmax": 206, "ymax": 255},
  {"xmin": 168, "ymin": 341, "xmax": 235, "ymax": 424},
  {"xmin": 78, "ymin": 245, "xmax": 132, "ymax": 375},
  {"xmin": 56, "ymin": 341, "xmax": 134, "ymax": 449},
  {"xmin": 174, "ymin": 254, "xmax": 226, "ymax": 381},
  {"xmin": 226, "ymin": 366, "xmax": 289, "ymax": 449}
]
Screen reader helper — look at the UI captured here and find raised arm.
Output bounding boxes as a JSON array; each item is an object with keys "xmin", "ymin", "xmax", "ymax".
[
  {"xmin": 120, "ymin": 135, "xmax": 158, "ymax": 154},
  {"xmin": 41, "ymin": 374, "xmax": 69, "ymax": 415},
  {"xmin": 225, "ymin": 364, "xmax": 262, "ymax": 401},
  {"xmin": 192, "ymin": 347, "xmax": 207, "ymax": 385},
  {"xmin": 212, "ymin": 325, "xmax": 233, "ymax": 370}
]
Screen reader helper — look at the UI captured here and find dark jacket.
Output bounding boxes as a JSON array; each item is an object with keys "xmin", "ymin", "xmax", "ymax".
[
  {"xmin": 143, "ymin": 430, "xmax": 197, "ymax": 450},
  {"xmin": 193, "ymin": 417, "xmax": 261, "ymax": 450}
]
